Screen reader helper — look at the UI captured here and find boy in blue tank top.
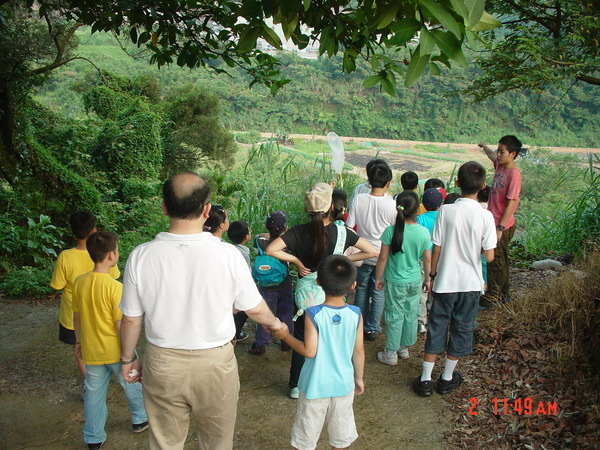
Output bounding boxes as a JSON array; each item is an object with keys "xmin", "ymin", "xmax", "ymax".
[{"xmin": 275, "ymin": 255, "xmax": 365, "ymax": 450}]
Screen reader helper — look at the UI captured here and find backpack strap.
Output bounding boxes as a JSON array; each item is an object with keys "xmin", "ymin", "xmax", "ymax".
[
  {"xmin": 254, "ymin": 236, "xmax": 266, "ymax": 256},
  {"xmin": 332, "ymin": 222, "xmax": 347, "ymax": 255}
]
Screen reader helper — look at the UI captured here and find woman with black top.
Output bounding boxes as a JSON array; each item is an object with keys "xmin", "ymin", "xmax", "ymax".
[{"xmin": 267, "ymin": 182, "xmax": 377, "ymax": 398}]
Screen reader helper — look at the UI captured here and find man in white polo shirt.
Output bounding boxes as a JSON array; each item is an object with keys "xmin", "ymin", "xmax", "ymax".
[{"xmin": 119, "ymin": 171, "xmax": 282, "ymax": 449}]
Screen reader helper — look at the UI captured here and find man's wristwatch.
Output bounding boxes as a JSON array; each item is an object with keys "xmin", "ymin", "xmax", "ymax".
[
  {"xmin": 497, "ymin": 225, "xmax": 506, "ymax": 231},
  {"xmin": 121, "ymin": 350, "xmax": 138, "ymax": 365}
]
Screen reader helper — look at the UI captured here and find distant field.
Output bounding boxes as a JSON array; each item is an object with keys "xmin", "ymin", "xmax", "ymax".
[{"xmin": 260, "ymin": 133, "xmax": 600, "ymax": 187}]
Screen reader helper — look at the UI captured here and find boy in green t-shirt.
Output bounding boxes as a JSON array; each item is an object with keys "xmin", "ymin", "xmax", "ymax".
[{"xmin": 73, "ymin": 231, "xmax": 147, "ymax": 449}]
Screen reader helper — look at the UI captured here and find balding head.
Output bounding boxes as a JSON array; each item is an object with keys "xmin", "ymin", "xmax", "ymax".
[{"xmin": 163, "ymin": 172, "xmax": 211, "ymax": 219}]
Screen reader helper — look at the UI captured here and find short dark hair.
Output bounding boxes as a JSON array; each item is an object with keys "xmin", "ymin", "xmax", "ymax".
[
  {"xmin": 317, "ymin": 254, "xmax": 357, "ymax": 297},
  {"xmin": 331, "ymin": 188, "xmax": 348, "ymax": 222},
  {"xmin": 477, "ymin": 186, "xmax": 490, "ymax": 203},
  {"xmin": 86, "ymin": 230, "xmax": 118, "ymax": 263},
  {"xmin": 499, "ymin": 135, "xmax": 522, "ymax": 156},
  {"xmin": 443, "ymin": 193, "xmax": 461, "ymax": 204},
  {"xmin": 457, "ymin": 161, "xmax": 487, "ymax": 195},
  {"xmin": 70, "ymin": 210, "xmax": 96, "ymax": 239},
  {"xmin": 368, "ymin": 163, "xmax": 392, "ymax": 188},
  {"xmin": 400, "ymin": 171, "xmax": 419, "ymax": 190},
  {"xmin": 204, "ymin": 204, "xmax": 227, "ymax": 233},
  {"xmin": 424, "ymin": 178, "xmax": 444, "ymax": 190},
  {"xmin": 228, "ymin": 220, "xmax": 250, "ymax": 244},
  {"xmin": 366, "ymin": 158, "xmax": 387, "ymax": 174},
  {"xmin": 163, "ymin": 172, "xmax": 211, "ymax": 220}
]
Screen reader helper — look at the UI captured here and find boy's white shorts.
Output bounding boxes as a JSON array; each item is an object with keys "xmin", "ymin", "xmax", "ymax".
[{"xmin": 291, "ymin": 391, "xmax": 358, "ymax": 450}]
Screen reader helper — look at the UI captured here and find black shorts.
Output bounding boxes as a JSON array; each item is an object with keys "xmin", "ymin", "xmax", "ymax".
[{"xmin": 58, "ymin": 323, "xmax": 76, "ymax": 345}]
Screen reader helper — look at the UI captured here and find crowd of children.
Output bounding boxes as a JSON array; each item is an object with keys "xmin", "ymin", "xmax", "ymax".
[{"xmin": 50, "ymin": 135, "xmax": 522, "ymax": 449}]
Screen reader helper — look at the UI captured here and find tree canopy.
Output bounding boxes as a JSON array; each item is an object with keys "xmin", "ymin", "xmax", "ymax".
[
  {"xmin": 8, "ymin": 0, "xmax": 499, "ymax": 92},
  {"xmin": 465, "ymin": 0, "xmax": 600, "ymax": 100}
]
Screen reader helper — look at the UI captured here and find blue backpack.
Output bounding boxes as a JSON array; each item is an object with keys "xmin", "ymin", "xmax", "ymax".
[{"xmin": 252, "ymin": 237, "xmax": 288, "ymax": 287}]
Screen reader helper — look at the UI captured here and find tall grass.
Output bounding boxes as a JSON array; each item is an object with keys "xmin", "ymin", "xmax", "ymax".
[{"xmin": 515, "ymin": 153, "xmax": 600, "ymax": 259}]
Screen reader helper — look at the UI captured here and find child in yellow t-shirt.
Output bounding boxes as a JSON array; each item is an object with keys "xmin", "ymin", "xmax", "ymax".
[
  {"xmin": 72, "ymin": 231, "xmax": 147, "ymax": 449},
  {"xmin": 50, "ymin": 211, "xmax": 119, "ymax": 377}
]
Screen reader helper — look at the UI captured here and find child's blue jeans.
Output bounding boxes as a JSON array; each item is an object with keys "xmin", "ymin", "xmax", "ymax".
[{"xmin": 83, "ymin": 362, "xmax": 147, "ymax": 444}]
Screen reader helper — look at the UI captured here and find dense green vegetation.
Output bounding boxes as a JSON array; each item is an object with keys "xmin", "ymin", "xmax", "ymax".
[
  {"xmin": 1, "ymin": 31, "xmax": 599, "ymax": 298},
  {"xmin": 38, "ymin": 31, "xmax": 600, "ymax": 148}
]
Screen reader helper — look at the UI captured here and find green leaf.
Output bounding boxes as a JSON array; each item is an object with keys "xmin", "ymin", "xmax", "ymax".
[
  {"xmin": 420, "ymin": 0, "xmax": 462, "ymax": 39},
  {"xmin": 449, "ymin": 0, "xmax": 469, "ymax": 21},
  {"xmin": 376, "ymin": 1, "xmax": 400, "ymax": 29},
  {"xmin": 262, "ymin": 23, "xmax": 283, "ymax": 48},
  {"xmin": 363, "ymin": 74, "xmax": 382, "ymax": 88},
  {"xmin": 431, "ymin": 29, "xmax": 460, "ymax": 59},
  {"xmin": 464, "ymin": 0, "xmax": 485, "ymax": 28},
  {"xmin": 370, "ymin": 55, "xmax": 380, "ymax": 71},
  {"xmin": 236, "ymin": 26, "xmax": 261, "ymax": 53},
  {"xmin": 130, "ymin": 27, "xmax": 138, "ymax": 44},
  {"xmin": 428, "ymin": 62, "xmax": 441, "ymax": 75},
  {"xmin": 281, "ymin": 16, "xmax": 298, "ymax": 40},
  {"xmin": 303, "ymin": 0, "xmax": 311, "ymax": 11},
  {"xmin": 419, "ymin": 27, "xmax": 435, "ymax": 55},
  {"xmin": 387, "ymin": 18, "xmax": 421, "ymax": 46},
  {"xmin": 343, "ymin": 53, "xmax": 356, "ymax": 73},
  {"xmin": 469, "ymin": 11, "xmax": 502, "ymax": 31},
  {"xmin": 381, "ymin": 76, "xmax": 396, "ymax": 95},
  {"xmin": 404, "ymin": 46, "xmax": 430, "ymax": 87}
]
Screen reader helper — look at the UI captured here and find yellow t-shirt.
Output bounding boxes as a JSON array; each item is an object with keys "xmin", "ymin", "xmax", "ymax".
[
  {"xmin": 72, "ymin": 272, "xmax": 123, "ymax": 365},
  {"xmin": 50, "ymin": 248, "xmax": 120, "ymax": 330}
]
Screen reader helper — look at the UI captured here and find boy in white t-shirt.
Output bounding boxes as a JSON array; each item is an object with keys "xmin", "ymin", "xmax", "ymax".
[
  {"xmin": 413, "ymin": 161, "xmax": 496, "ymax": 397},
  {"xmin": 346, "ymin": 162, "xmax": 396, "ymax": 341}
]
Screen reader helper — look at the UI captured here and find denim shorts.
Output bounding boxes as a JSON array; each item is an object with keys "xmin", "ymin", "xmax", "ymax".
[{"xmin": 424, "ymin": 291, "xmax": 479, "ymax": 357}]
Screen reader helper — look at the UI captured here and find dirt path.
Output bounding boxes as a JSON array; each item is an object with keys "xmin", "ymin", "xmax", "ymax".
[{"xmin": 0, "ymin": 298, "xmax": 451, "ymax": 449}]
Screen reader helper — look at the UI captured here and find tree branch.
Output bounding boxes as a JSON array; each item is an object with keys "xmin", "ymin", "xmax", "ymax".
[{"xmin": 576, "ymin": 74, "xmax": 600, "ymax": 86}]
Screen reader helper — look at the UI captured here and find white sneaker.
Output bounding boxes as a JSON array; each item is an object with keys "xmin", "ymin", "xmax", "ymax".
[
  {"xmin": 418, "ymin": 323, "xmax": 427, "ymax": 334},
  {"xmin": 289, "ymin": 387, "xmax": 300, "ymax": 399},
  {"xmin": 397, "ymin": 348, "xmax": 410, "ymax": 359},
  {"xmin": 377, "ymin": 350, "xmax": 398, "ymax": 366}
]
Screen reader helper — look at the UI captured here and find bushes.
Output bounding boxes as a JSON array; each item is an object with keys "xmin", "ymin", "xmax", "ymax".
[{"xmin": 515, "ymin": 152, "xmax": 600, "ymax": 259}]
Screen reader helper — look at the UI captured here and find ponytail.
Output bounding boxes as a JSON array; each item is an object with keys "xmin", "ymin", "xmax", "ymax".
[
  {"xmin": 308, "ymin": 212, "xmax": 329, "ymax": 260},
  {"xmin": 390, "ymin": 191, "xmax": 419, "ymax": 255}
]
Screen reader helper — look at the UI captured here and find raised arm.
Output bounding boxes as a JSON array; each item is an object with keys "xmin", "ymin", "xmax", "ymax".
[{"xmin": 478, "ymin": 142, "xmax": 497, "ymax": 163}]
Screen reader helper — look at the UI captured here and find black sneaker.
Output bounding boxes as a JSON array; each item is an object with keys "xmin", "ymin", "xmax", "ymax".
[
  {"xmin": 364, "ymin": 331, "xmax": 378, "ymax": 342},
  {"xmin": 132, "ymin": 421, "xmax": 149, "ymax": 433},
  {"xmin": 412, "ymin": 376, "xmax": 434, "ymax": 397},
  {"xmin": 88, "ymin": 443, "xmax": 104, "ymax": 450},
  {"xmin": 248, "ymin": 343, "xmax": 266, "ymax": 355},
  {"xmin": 436, "ymin": 371, "xmax": 463, "ymax": 395}
]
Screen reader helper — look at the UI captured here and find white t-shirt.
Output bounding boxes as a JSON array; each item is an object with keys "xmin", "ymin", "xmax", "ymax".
[
  {"xmin": 431, "ymin": 198, "xmax": 496, "ymax": 293},
  {"xmin": 121, "ymin": 232, "xmax": 262, "ymax": 349},
  {"xmin": 346, "ymin": 193, "xmax": 397, "ymax": 265},
  {"xmin": 348, "ymin": 182, "xmax": 371, "ymax": 210}
]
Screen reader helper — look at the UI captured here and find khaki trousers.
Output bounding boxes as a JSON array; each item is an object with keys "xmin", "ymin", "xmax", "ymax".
[
  {"xmin": 483, "ymin": 225, "xmax": 516, "ymax": 303},
  {"xmin": 143, "ymin": 342, "xmax": 239, "ymax": 450}
]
